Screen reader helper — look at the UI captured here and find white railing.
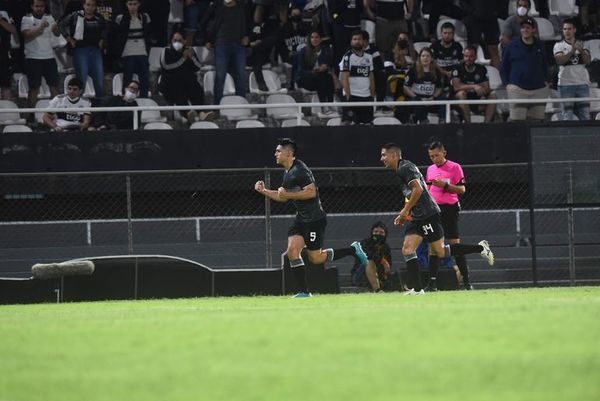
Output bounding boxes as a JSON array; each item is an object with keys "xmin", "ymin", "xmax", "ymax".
[{"xmin": 1, "ymin": 96, "xmax": 599, "ymax": 129}]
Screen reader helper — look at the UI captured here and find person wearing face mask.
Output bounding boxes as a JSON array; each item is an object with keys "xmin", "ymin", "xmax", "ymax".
[
  {"xmin": 389, "ymin": 31, "xmax": 416, "ymax": 70},
  {"xmin": 159, "ymin": 30, "xmax": 213, "ymax": 123},
  {"xmin": 500, "ymin": 0, "xmax": 538, "ymax": 57},
  {"xmin": 277, "ymin": 7, "xmax": 308, "ymax": 89},
  {"xmin": 43, "ymin": 77, "xmax": 93, "ymax": 131},
  {"xmin": 348, "ymin": 221, "xmax": 394, "ymax": 292},
  {"xmin": 94, "ymin": 79, "xmax": 142, "ymax": 130}
]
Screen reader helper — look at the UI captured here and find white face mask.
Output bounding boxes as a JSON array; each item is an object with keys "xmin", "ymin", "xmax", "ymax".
[
  {"xmin": 172, "ymin": 41, "xmax": 184, "ymax": 51},
  {"xmin": 517, "ymin": 6, "xmax": 528, "ymax": 17},
  {"xmin": 123, "ymin": 89, "xmax": 137, "ymax": 102}
]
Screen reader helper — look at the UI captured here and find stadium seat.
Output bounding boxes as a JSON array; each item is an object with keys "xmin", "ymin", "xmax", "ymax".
[
  {"xmin": 203, "ymin": 71, "xmax": 236, "ymax": 97},
  {"xmin": 249, "ymin": 70, "xmax": 287, "ymax": 94},
  {"xmin": 281, "ymin": 118, "xmax": 310, "ymax": 127},
  {"xmin": 485, "ymin": 65, "xmax": 503, "ymax": 90},
  {"xmin": 266, "ymin": 94, "xmax": 302, "ymax": 120},
  {"xmin": 143, "ymin": 122, "xmax": 172, "ymax": 130},
  {"xmin": 595, "ymin": 112, "xmax": 600, "ymax": 120},
  {"xmin": 0, "ymin": 100, "xmax": 27, "ymax": 125},
  {"xmin": 326, "ymin": 117, "xmax": 342, "ymax": 126},
  {"xmin": 54, "ymin": 48, "xmax": 74, "ymax": 74},
  {"xmin": 360, "ymin": 19, "xmax": 376, "ymax": 43},
  {"xmin": 436, "ymin": 18, "xmax": 467, "ymax": 40},
  {"xmin": 63, "ymin": 74, "xmax": 96, "ymax": 98},
  {"xmin": 3, "ymin": 124, "xmax": 32, "ymax": 133},
  {"xmin": 194, "ymin": 46, "xmax": 215, "ymax": 71},
  {"xmin": 413, "ymin": 42, "xmax": 430, "ymax": 54},
  {"xmin": 169, "ymin": 0, "xmax": 183, "ymax": 23},
  {"xmin": 310, "ymin": 94, "xmax": 340, "ymax": 118},
  {"xmin": 219, "ymin": 95, "xmax": 258, "ymax": 121},
  {"xmin": 149, "ymin": 47, "xmax": 163, "ymax": 73},
  {"xmin": 136, "ymin": 98, "xmax": 167, "ymax": 123},
  {"xmin": 549, "ymin": 0, "xmax": 578, "ymax": 16},
  {"xmin": 427, "ymin": 113, "xmax": 441, "ymax": 124},
  {"xmin": 585, "ymin": 39, "xmax": 600, "ymax": 61},
  {"xmin": 112, "ymin": 73, "xmax": 139, "ymax": 96},
  {"xmin": 18, "ymin": 75, "xmax": 52, "ymax": 99},
  {"xmin": 373, "ymin": 116, "xmax": 401, "ymax": 125},
  {"xmin": 190, "ymin": 121, "xmax": 219, "ymax": 129},
  {"xmin": 34, "ymin": 99, "xmax": 51, "ymax": 123},
  {"xmin": 476, "ymin": 46, "xmax": 491, "ymax": 66},
  {"xmin": 589, "ymin": 88, "xmax": 600, "ymax": 114},
  {"xmin": 535, "ymin": 18, "xmax": 560, "ymax": 41},
  {"xmin": 545, "ymin": 89, "xmax": 561, "ymax": 115},
  {"xmin": 235, "ymin": 119, "xmax": 265, "ymax": 128},
  {"xmin": 494, "ymin": 88, "xmax": 510, "ymax": 116}
]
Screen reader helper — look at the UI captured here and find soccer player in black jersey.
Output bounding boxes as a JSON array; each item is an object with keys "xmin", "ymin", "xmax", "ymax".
[
  {"xmin": 255, "ymin": 138, "xmax": 363, "ymax": 297},
  {"xmin": 380, "ymin": 143, "xmax": 494, "ymax": 294}
]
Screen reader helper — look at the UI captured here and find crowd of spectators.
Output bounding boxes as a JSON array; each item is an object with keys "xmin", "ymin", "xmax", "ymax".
[{"xmin": 0, "ymin": 0, "xmax": 598, "ymax": 130}]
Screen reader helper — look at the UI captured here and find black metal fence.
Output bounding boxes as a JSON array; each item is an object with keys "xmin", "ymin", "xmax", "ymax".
[{"xmin": 1, "ymin": 156, "xmax": 598, "ymax": 288}]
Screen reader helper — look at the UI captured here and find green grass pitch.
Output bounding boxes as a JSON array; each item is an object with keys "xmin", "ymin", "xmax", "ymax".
[{"xmin": 0, "ymin": 287, "xmax": 599, "ymax": 401}]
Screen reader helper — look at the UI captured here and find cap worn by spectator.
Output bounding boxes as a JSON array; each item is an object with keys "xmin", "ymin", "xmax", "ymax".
[{"xmin": 520, "ymin": 17, "xmax": 535, "ymax": 27}]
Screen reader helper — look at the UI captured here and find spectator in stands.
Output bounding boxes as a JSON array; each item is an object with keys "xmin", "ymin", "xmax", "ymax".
[
  {"xmin": 203, "ymin": 0, "xmax": 250, "ymax": 105},
  {"xmin": 59, "ymin": 0, "xmax": 109, "ymax": 98},
  {"xmin": 247, "ymin": 14, "xmax": 279, "ymax": 92},
  {"xmin": 579, "ymin": 0, "xmax": 600, "ymax": 36},
  {"xmin": 113, "ymin": 0, "xmax": 151, "ymax": 98},
  {"xmin": 159, "ymin": 30, "xmax": 213, "ymax": 123},
  {"xmin": 47, "ymin": 0, "xmax": 65, "ymax": 21},
  {"xmin": 460, "ymin": 0, "xmax": 501, "ymax": 67},
  {"xmin": 0, "ymin": 4, "xmax": 16, "ymax": 99},
  {"xmin": 389, "ymin": 31, "xmax": 416, "ymax": 70},
  {"xmin": 431, "ymin": 21, "xmax": 463, "ymax": 83},
  {"xmin": 364, "ymin": 0, "xmax": 414, "ymax": 56},
  {"xmin": 500, "ymin": 0, "xmax": 538, "ymax": 58},
  {"xmin": 330, "ymin": 0, "xmax": 362, "ymax": 73},
  {"xmin": 340, "ymin": 29, "xmax": 375, "ymax": 124},
  {"xmin": 141, "ymin": 0, "xmax": 169, "ymax": 46},
  {"xmin": 403, "ymin": 47, "xmax": 443, "ymax": 124},
  {"xmin": 350, "ymin": 221, "xmax": 393, "ymax": 292},
  {"xmin": 183, "ymin": 0, "xmax": 210, "ymax": 46},
  {"xmin": 253, "ymin": 0, "xmax": 288, "ymax": 28},
  {"xmin": 421, "ymin": 0, "xmax": 465, "ymax": 41},
  {"xmin": 64, "ymin": 0, "xmax": 120, "ymax": 21},
  {"xmin": 94, "ymin": 78, "xmax": 140, "ymax": 130},
  {"xmin": 362, "ymin": 29, "xmax": 388, "ymax": 113},
  {"xmin": 21, "ymin": 0, "xmax": 61, "ymax": 108},
  {"xmin": 554, "ymin": 18, "xmax": 591, "ymax": 121},
  {"xmin": 294, "ymin": 29, "xmax": 335, "ymax": 114},
  {"xmin": 451, "ymin": 45, "xmax": 497, "ymax": 123},
  {"xmin": 500, "ymin": 17, "xmax": 548, "ymax": 121},
  {"xmin": 278, "ymin": 7, "xmax": 307, "ymax": 89},
  {"xmin": 42, "ymin": 76, "xmax": 93, "ymax": 131}
]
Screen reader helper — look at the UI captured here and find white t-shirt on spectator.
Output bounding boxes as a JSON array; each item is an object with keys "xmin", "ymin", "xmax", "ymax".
[
  {"xmin": 48, "ymin": 94, "xmax": 91, "ymax": 129},
  {"xmin": 21, "ymin": 13, "xmax": 56, "ymax": 60},
  {"xmin": 553, "ymin": 40, "xmax": 591, "ymax": 86}
]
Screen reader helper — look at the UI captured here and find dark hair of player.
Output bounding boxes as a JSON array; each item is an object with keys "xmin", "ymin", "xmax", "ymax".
[
  {"xmin": 278, "ymin": 138, "xmax": 297, "ymax": 156},
  {"xmin": 428, "ymin": 141, "xmax": 445, "ymax": 151},
  {"xmin": 382, "ymin": 142, "xmax": 401, "ymax": 157},
  {"xmin": 371, "ymin": 221, "xmax": 388, "ymax": 235}
]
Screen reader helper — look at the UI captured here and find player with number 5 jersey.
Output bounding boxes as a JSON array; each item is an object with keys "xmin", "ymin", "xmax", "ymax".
[
  {"xmin": 380, "ymin": 143, "xmax": 494, "ymax": 295},
  {"xmin": 255, "ymin": 138, "xmax": 341, "ymax": 298}
]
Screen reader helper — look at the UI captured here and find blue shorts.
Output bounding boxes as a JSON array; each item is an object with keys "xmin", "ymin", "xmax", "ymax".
[{"xmin": 416, "ymin": 242, "xmax": 454, "ymax": 269}]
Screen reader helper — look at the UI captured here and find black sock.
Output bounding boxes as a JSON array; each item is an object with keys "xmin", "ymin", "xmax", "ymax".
[
  {"xmin": 290, "ymin": 259, "xmax": 308, "ymax": 293},
  {"xmin": 406, "ymin": 258, "xmax": 423, "ymax": 291},
  {"xmin": 428, "ymin": 255, "xmax": 439, "ymax": 281},
  {"xmin": 450, "ymin": 243, "xmax": 483, "ymax": 255},
  {"xmin": 455, "ymin": 255, "xmax": 470, "ymax": 286},
  {"xmin": 331, "ymin": 247, "xmax": 355, "ymax": 261}
]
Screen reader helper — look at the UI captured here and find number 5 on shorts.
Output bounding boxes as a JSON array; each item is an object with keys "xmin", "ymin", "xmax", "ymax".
[{"xmin": 310, "ymin": 232, "xmax": 316, "ymax": 242}]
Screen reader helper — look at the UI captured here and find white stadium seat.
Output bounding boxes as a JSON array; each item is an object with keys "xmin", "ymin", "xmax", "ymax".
[
  {"xmin": 0, "ymin": 100, "xmax": 27, "ymax": 125},
  {"xmin": 249, "ymin": 70, "xmax": 287, "ymax": 95},
  {"xmin": 373, "ymin": 116, "xmax": 401, "ymax": 125},
  {"xmin": 281, "ymin": 118, "xmax": 310, "ymax": 127},
  {"xmin": 219, "ymin": 95, "xmax": 258, "ymax": 121},
  {"xmin": 143, "ymin": 122, "xmax": 172, "ymax": 130},
  {"xmin": 136, "ymin": 98, "xmax": 167, "ymax": 123},
  {"xmin": 236, "ymin": 120, "xmax": 265, "ymax": 128},
  {"xmin": 190, "ymin": 121, "xmax": 219, "ymax": 129},
  {"xmin": 266, "ymin": 94, "xmax": 302, "ymax": 120},
  {"xmin": 3, "ymin": 124, "xmax": 32, "ymax": 133}
]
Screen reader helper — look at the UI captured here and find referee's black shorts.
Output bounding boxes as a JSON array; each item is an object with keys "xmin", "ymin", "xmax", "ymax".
[{"xmin": 439, "ymin": 203, "xmax": 461, "ymax": 240}]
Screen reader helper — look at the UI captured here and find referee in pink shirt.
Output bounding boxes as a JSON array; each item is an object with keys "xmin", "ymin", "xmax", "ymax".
[{"xmin": 425, "ymin": 141, "xmax": 490, "ymax": 290}]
